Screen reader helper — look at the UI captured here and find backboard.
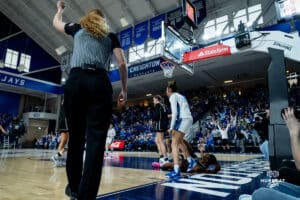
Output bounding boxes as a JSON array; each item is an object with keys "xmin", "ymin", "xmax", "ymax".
[{"xmin": 160, "ymin": 21, "xmax": 194, "ymax": 76}]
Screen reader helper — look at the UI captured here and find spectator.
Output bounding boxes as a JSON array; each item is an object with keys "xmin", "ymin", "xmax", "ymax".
[
  {"xmin": 251, "ymin": 108, "xmax": 300, "ymax": 200},
  {"xmin": 254, "ymin": 110, "xmax": 269, "ymax": 160},
  {"xmin": 234, "ymin": 127, "xmax": 246, "ymax": 153},
  {"xmin": 249, "ymin": 124, "xmax": 260, "ymax": 146},
  {"xmin": 205, "ymin": 132, "xmax": 214, "ymax": 152},
  {"xmin": 217, "ymin": 123, "xmax": 230, "ymax": 152}
]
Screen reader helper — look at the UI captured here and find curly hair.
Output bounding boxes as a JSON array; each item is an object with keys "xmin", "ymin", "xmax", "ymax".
[{"xmin": 79, "ymin": 9, "xmax": 109, "ymax": 38}]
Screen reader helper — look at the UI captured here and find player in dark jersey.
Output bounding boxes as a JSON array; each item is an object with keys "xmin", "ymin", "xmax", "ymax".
[
  {"xmin": 153, "ymin": 95, "xmax": 169, "ymax": 166},
  {"xmin": 161, "ymin": 141, "xmax": 221, "ymax": 174},
  {"xmin": 51, "ymin": 99, "xmax": 69, "ymax": 167}
]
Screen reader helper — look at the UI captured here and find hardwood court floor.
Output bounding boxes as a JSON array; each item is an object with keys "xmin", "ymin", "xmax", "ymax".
[{"xmin": 0, "ymin": 149, "xmax": 262, "ymax": 200}]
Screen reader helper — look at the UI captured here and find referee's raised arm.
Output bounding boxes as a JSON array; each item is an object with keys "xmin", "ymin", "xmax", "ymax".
[{"xmin": 53, "ymin": 0, "xmax": 66, "ymax": 33}]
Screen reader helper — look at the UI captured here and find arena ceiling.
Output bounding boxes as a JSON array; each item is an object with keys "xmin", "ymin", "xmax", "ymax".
[
  {"xmin": 0, "ymin": 0, "xmax": 294, "ymax": 101},
  {"xmin": 0, "ymin": 0, "xmax": 228, "ymax": 62}
]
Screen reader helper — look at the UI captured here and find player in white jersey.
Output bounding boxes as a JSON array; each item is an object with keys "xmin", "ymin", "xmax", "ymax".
[
  {"xmin": 106, "ymin": 124, "xmax": 116, "ymax": 156},
  {"xmin": 165, "ymin": 80, "xmax": 196, "ymax": 179}
]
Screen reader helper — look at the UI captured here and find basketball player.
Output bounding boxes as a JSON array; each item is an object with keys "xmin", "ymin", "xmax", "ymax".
[
  {"xmin": 0, "ymin": 123, "xmax": 7, "ymax": 134},
  {"xmin": 165, "ymin": 80, "xmax": 196, "ymax": 179},
  {"xmin": 153, "ymin": 95, "xmax": 169, "ymax": 166},
  {"xmin": 53, "ymin": 1, "xmax": 127, "ymax": 199},
  {"xmin": 52, "ymin": 99, "xmax": 69, "ymax": 167},
  {"xmin": 161, "ymin": 141, "xmax": 220, "ymax": 174},
  {"xmin": 190, "ymin": 145, "xmax": 221, "ymax": 173},
  {"xmin": 51, "ymin": 131, "xmax": 69, "ymax": 166},
  {"xmin": 105, "ymin": 124, "xmax": 116, "ymax": 156}
]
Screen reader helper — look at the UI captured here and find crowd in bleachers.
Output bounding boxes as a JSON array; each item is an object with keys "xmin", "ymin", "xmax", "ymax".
[
  {"xmin": 112, "ymin": 106, "xmax": 156, "ymax": 151},
  {"xmin": 34, "ymin": 134, "xmax": 60, "ymax": 149},
  {"xmin": 0, "ymin": 113, "xmax": 13, "ymax": 133},
  {"xmin": 192, "ymin": 87, "xmax": 269, "ymax": 153},
  {"xmin": 109, "ymin": 86, "xmax": 269, "ymax": 154},
  {"xmin": 0, "ymin": 113, "xmax": 25, "ymax": 146},
  {"xmin": 5, "ymin": 86, "xmax": 270, "ymax": 154}
]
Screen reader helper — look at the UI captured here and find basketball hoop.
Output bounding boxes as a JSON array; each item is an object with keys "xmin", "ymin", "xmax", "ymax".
[{"xmin": 160, "ymin": 61, "xmax": 175, "ymax": 78}]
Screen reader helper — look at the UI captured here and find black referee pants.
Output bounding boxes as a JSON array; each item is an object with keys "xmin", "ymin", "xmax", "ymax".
[{"xmin": 64, "ymin": 68, "xmax": 112, "ymax": 200}]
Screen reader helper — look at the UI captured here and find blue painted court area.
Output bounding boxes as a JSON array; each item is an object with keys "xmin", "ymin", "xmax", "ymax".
[
  {"xmin": 103, "ymin": 155, "xmax": 234, "ymax": 170},
  {"xmin": 103, "ymin": 155, "xmax": 156, "ymax": 170},
  {"xmin": 98, "ymin": 158, "xmax": 268, "ymax": 200}
]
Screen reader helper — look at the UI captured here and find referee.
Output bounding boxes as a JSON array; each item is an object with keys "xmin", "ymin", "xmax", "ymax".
[{"xmin": 53, "ymin": 1, "xmax": 127, "ymax": 199}]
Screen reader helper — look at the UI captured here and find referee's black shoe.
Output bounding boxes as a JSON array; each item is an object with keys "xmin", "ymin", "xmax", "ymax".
[{"xmin": 65, "ymin": 184, "xmax": 78, "ymax": 200}]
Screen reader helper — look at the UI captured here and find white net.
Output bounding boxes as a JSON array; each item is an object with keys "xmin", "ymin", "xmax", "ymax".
[{"xmin": 160, "ymin": 61, "xmax": 175, "ymax": 78}]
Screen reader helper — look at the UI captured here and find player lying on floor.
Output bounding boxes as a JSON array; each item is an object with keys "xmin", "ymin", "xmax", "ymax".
[{"xmin": 160, "ymin": 141, "xmax": 221, "ymax": 174}]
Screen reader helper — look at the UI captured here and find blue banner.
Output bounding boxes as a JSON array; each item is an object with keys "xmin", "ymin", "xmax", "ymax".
[
  {"xmin": 128, "ymin": 58, "xmax": 163, "ymax": 78},
  {"xmin": 120, "ymin": 27, "xmax": 132, "ymax": 50},
  {"xmin": 167, "ymin": 8, "xmax": 184, "ymax": 30},
  {"xmin": 150, "ymin": 14, "xmax": 165, "ymax": 39},
  {"xmin": 109, "ymin": 58, "xmax": 164, "ymax": 82},
  {"xmin": 0, "ymin": 71, "xmax": 63, "ymax": 94},
  {"xmin": 193, "ymin": 0, "xmax": 207, "ymax": 24},
  {"xmin": 134, "ymin": 21, "xmax": 148, "ymax": 45}
]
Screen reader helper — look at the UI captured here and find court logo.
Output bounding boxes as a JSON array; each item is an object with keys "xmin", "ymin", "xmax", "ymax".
[{"xmin": 162, "ymin": 159, "xmax": 268, "ymax": 197}]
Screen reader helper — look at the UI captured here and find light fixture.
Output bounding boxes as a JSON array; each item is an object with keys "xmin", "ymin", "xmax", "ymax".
[
  {"xmin": 287, "ymin": 72, "xmax": 298, "ymax": 87},
  {"xmin": 230, "ymin": 27, "xmax": 235, "ymax": 32},
  {"xmin": 146, "ymin": 93, "xmax": 152, "ymax": 97},
  {"xmin": 224, "ymin": 80, "xmax": 233, "ymax": 84},
  {"xmin": 120, "ymin": 17, "xmax": 129, "ymax": 27},
  {"xmin": 286, "ymin": 70, "xmax": 290, "ymax": 73},
  {"xmin": 110, "ymin": 63, "xmax": 115, "ymax": 68},
  {"xmin": 17, "ymin": 64, "xmax": 26, "ymax": 72},
  {"xmin": 61, "ymin": 77, "xmax": 66, "ymax": 83},
  {"xmin": 55, "ymin": 45, "xmax": 67, "ymax": 56}
]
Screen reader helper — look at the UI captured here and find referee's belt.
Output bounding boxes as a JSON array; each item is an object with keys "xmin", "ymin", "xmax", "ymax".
[{"xmin": 81, "ymin": 64, "xmax": 106, "ymax": 72}]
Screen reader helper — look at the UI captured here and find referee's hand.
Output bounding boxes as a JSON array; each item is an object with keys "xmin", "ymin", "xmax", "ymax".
[
  {"xmin": 117, "ymin": 90, "xmax": 127, "ymax": 107},
  {"xmin": 57, "ymin": 0, "xmax": 65, "ymax": 12}
]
